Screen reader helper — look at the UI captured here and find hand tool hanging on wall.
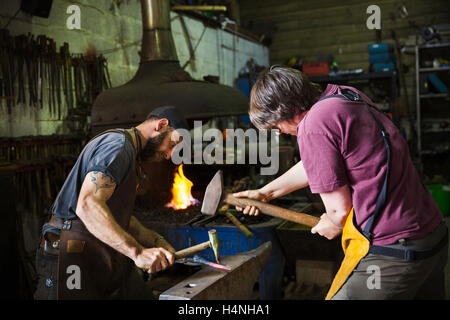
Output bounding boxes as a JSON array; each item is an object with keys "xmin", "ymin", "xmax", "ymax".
[
  {"xmin": 2, "ymin": 135, "xmax": 83, "ymax": 223},
  {"xmin": 71, "ymin": 56, "xmax": 80, "ymax": 109},
  {"xmin": 53, "ymin": 43, "xmax": 62, "ymax": 119},
  {"xmin": 1, "ymin": 30, "xmax": 112, "ymax": 123},
  {"xmin": 14, "ymin": 35, "xmax": 27, "ymax": 105},
  {"xmin": 0, "ymin": 29, "xmax": 14, "ymax": 114},
  {"xmin": 80, "ymin": 55, "xmax": 89, "ymax": 106},
  {"xmin": 38, "ymin": 36, "xmax": 53, "ymax": 116},
  {"xmin": 31, "ymin": 35, "xmax": 39, "ymax": 106},
  {"xmin": 37, "ymin": 35, "xmax": 46, "ymax": 109},
  {"xmin": 60, "ymin": 43, "xmax": 71, "ymax": 111},
  {"xmin": 24, "ymin": 33, "xmax": 38, "ymax": 107},
  {"xmin": 48, "ymin": 38, "xmax": 57, "ymax": 117},
  {"xmin": 102, "ymin": 57, "xmax": 112, "ymax": 89}
]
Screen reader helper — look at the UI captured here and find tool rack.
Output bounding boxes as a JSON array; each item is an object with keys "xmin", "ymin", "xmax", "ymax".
[{"xmin": 0, "ymin": 135, "xmax": 83, "ymax": 216}]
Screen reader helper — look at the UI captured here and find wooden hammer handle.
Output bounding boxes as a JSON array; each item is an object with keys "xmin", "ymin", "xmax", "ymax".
[
  {"xmin": 223, "ymin": 193, "xmax": 320, "ymax": 227},
  {"xmin": 174, "ymin": 241, "xmax": 211, "ymax": 259}
]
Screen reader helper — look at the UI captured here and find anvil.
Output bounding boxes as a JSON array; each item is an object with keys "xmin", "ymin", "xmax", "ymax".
[{"xmin": 159, "ymin": 241, "xmax": 272, "ymax": 300}]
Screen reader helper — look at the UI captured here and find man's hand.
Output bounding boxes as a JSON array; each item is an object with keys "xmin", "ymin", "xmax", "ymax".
[
  {"xmin": 134, "ymin": 247, "xmax": 175, "ymax": 274},
  {"xmin": 232, "ymin": 161, "xmax": 310, "ymax": 216},
  {"xmin": 233, "ymin": 189, "xmax": 269, "ymax": 216},
  {"xmin": 311, "ymin": 213, "xmax": 343, "ymax": 240}
]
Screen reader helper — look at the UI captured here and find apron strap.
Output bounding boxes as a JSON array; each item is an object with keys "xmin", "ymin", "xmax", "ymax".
[
  {"xmin": 368, "ymin": 228, "xmax": 448, "ymax": 261},
  {"xmin": 89, "ymin": 129, "xmax": 138, "ymax": 155},
  {"xmin": 316, "ymin": 88, "xmax": 393, "ymax": 242}
]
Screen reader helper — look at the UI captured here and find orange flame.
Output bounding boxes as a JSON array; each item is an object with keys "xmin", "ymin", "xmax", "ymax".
[{"xmin": 166, "ymin": 164, "xmax": 199, "ymax": 210}]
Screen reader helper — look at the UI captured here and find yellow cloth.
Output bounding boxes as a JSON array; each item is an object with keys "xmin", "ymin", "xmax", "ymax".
[{"xmin": 325, "ymin": 208, "xmax": 370, "ymax": 300}]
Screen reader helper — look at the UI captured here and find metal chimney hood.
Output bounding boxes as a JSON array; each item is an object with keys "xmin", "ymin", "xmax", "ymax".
[{"xmin": 91, "ymin": 0, "xmax": 249, "ymax": 134}]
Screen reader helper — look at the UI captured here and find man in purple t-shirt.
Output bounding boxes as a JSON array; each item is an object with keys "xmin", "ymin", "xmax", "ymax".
[{"xmin": 234, "ymin": 66, "xmax": 448, "ymax": 299}]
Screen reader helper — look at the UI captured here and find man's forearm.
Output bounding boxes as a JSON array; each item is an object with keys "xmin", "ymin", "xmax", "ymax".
[
  {"xmin": 76, "ymin": 197, "xmax": 143, "ymax": 261},
  {"xmin": 261, "ymin": 160, "xmax": 309, "ymax": 200},
  {"xmin": 128, "ymin": 216, "xmax": 164, "ymax": 248}
]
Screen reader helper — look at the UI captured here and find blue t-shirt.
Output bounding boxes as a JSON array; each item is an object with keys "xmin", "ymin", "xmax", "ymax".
[{"xmin": 42, "ymin": 130, "xmax": 136, "ymax": 235}]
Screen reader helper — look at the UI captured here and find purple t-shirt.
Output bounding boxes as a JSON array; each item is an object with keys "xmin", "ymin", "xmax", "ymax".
[{"xmin": 297, "ymin": 84, "xmax": 442, "ymax": 245}]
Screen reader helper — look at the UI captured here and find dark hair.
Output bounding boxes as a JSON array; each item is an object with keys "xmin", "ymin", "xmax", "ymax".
[
  {"xmin": 249, "ymin": 65, "xmax": 322, "ymax": 130},
  {"xmin": 144, "ymin": 115, "xmax": 175, "ymax": 134},
  {"xmin": 145, "ymin": 115, "xmax": 160, "ymax": 121}
]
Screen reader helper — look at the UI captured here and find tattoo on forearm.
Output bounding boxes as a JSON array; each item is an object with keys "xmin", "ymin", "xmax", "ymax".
[{"xmin": 90, "ymin": 171, "xmax": 115, "ymax": 193}]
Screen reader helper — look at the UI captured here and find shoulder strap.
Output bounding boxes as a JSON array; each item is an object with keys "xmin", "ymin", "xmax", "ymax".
[
  {"xmin": 317, "ymin": 87, "xmax": 392, "ymax": 242},
  {"xmin": 87, "ymin": 128, "xmax": 140, "ymax": 157}
]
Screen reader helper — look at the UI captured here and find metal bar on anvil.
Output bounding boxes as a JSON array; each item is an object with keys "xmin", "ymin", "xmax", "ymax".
[
  {"xmin": 159, "ymin": 241, "xmax": 272, "ymax": 300},
  {"xmin": 176, "ymin": 255, "xmax": 231, "ymax": 271}
]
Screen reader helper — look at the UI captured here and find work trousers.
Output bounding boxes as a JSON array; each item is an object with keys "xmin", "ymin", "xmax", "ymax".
[
  {"xmin": 332, "ymin": 221, "xmax": 449, "ymax": 300},
  {"xmin": 33, "ymin": 247, "xmax": 156, "ymax": 300}
]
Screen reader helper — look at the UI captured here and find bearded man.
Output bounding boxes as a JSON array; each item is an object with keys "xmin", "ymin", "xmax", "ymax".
[{"xmin": 34, "ymin": 106, "xmax": 188, "ymax": 300}]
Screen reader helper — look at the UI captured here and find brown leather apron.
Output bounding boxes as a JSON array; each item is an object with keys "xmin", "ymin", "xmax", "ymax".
[{"xmin": 56, "ymin": 129, "xmax": 141, "ymax": 299}]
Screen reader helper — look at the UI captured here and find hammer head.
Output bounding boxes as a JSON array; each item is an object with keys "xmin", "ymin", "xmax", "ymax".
[
  {"xmin": 201, "ymin": 170, "xmax": 224, "ymax": 216},
  {"xmin": 208, "ymin": 229, "xmax": 220, "ymax": 263}
]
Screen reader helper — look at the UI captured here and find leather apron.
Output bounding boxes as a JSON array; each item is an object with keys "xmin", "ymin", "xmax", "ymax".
[
  {"xmin": 57, "ymin": 129, "xmax": 142, "ymax": 299},
  {"xmin": 325, "ymin": 208, "xmax": 369, "ymax": 299},
  {"xmin": 317, "ymin": 89, "xmax": 392, "ymax": 300}
]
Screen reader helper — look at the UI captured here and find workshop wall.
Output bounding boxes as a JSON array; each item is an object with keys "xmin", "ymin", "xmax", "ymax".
[
  {"xmin": 0, "ymin": 0, "xmax": 269, "ymax": 137},
  {"xmin": 239, "ymin": 0, "xmax": 450, "ymax": 111}
]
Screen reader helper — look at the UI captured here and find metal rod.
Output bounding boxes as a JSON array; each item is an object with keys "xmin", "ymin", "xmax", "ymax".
[{"xmin": 172, "ymin": 5, "xmax": 227, "ymax": 11}]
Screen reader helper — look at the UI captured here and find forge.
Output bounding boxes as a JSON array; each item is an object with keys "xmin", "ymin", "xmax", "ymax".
[{"xmin": 134, "ymin": 166, "xmax": 285, "ymax": 300}]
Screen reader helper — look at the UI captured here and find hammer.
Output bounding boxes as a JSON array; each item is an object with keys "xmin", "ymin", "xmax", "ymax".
[
  {"xmin": 200, "ymin": 178, "xmax": 255, "ymax": 238},
  {"xmin": 202, "ymin": 170, "xmax": 320, "ymax": 227},
  {"xmin": 174, "ymin": 229, "xmax": 221, "ymax": 263},
  {"xmin": 142, "ymin": 229, "xmax": 221, "ymax": 281}
]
